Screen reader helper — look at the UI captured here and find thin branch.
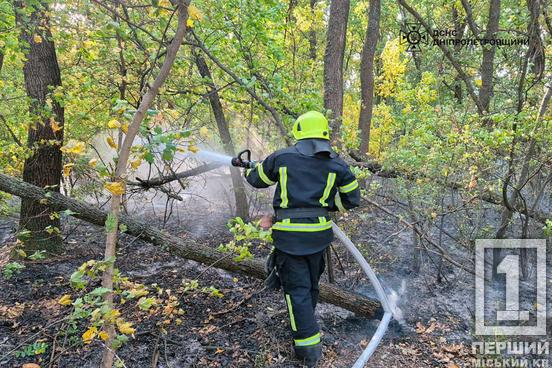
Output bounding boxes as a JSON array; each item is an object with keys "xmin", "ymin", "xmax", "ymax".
[
  {"xmin": 190, "ymin": 30, "xmax": 293, "ymax": 145},
  {"xmin": 0, "ymin": 114, "xmax": 22, "ymax": 146},
  {"xmin": 363, "ymin": 197, "xmax": 474, "ymax": 274},
  {"xmin": 128, "ymin": 162, "xmax": 222, "ymax": 188},
  {"xmin": 460, "ymin": 0, "xmax": 480, "ymax": 37}
]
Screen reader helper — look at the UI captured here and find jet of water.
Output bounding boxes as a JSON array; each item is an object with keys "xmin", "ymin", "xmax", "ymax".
[{"xmin": 193, "ymin": 150, "xmax": 234, "ymax": 166}]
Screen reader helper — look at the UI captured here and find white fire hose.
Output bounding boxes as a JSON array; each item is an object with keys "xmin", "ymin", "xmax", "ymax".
[{"xmin": 331, "ymin": 223, "xmax": 394, "ymax": 368}]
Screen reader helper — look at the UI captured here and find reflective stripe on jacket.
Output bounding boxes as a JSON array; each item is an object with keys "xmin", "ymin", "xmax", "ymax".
[{"xmin": 245, "ymin": 139, "xmax": 360, "ymax": 255}]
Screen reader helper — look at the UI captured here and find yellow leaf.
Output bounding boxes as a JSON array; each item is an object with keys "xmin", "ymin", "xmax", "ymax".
[
  {"xmin": 474, "ymin": 79, "xmax": 482, "ymax": 88},
  {"xmin": 89, "ymin": 158, "xmax": 98, "ymax": 168},
  {"xmin": 415, "ymin": 322, "xmax": 425, "ymax": 333},
  {"xmin": 33, "ymin": 34, "xmax": 42, "ymax": 43},
  {"xmin": 424, "ymin": 322, "xmax": 437, "ymax": 334},
  {"xmin": 188, "ymin": 5, "xmax": 204, "ymax": 20},
  {"xmin": 50, "ymin": 118, "xmax": 62, "ymax": 133},
  {"xmin": 104, "ymin": 309, "xmax": 121, "ymax": 322},
  {"xmin": 130, "ymin": 159, "xmax": 141, "ymax": 170},
  {"xmin": 121, "ymin": 123, "xmax": 129, "ymax": 134},
  {"xmin": 59, "ymin": 294, "xmax": 72, "ymax": 306},
  {"xmin": 199, "ymin": 126, "xmax": 211, "ymax": 139},
  {"xmin": 16, "ymin": 249, "xmax": 27, "ymax": 258},
  {"xmin": 98, "ymin": 331, "xmax": 109, "ymax": 341},
  {"xmin": 107, "ymin": 119, "xmax": 121, "ymax": 129},
  {"xmin": 187, "ymin": 18, "xmax": 194, "ymax": 28},
  {"xmin": 129, "ymin": 288, "xmax": 149, "ymax": 298},
  {"xmin": 116, "ymin": 319, "xmax": 136, "ymax": 335},
  {"xmin": 61, "ymin": 140, "xmax": 86, "ymax": 155},
  {"xmin": 63, "ymin": 163, "xmax": 74, "ymax": 177},
  {"xmin": 188, "ymin": 145, "xmax": 199, "ymax": 153},
  {"xmin": 82, "ymin": 326, "xmax": 98, "ymax": 344},
  {"xmin": 106, "ymin": 136, "xmax": 118, "ymax": 149},
  {"xmin": 83, "ymin": 40, "xmax": 95, "ymax": 49},
  {"xmin": 104, "ymin": 181, "xmax": 126, "ymax": 195},
  {"xmin": 91, "ymin": 308, "xmax": 101, "ymax": 321}
]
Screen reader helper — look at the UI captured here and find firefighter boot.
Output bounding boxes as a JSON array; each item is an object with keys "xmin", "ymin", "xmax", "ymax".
[{"xmin": 294, "ymin": 343, "xmax": 322, "ymax": 367}]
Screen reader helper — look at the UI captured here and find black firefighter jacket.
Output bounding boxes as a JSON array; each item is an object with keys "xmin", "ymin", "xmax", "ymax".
[{"xmin": 245, "ymin": 138, "xmax": 360, "ymax": 255}]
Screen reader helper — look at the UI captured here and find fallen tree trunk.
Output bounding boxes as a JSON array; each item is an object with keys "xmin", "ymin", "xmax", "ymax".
[{"xmin": 0, "ymin": 173, "xmax": 380, "ymax": 318}]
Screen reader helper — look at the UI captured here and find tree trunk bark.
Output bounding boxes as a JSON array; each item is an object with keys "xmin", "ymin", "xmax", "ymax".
[
  {"xmin": 0, "ymin": 173, "xmax": 381, "ymax": 317},
  {"xmin": 407, "ymin": 195, "xmax": 422, "ymax": 274},
  {"xmin": 308, "ymin": 0, "xmax": 318, "ymax": 61},
  {"xmin": 479, "ymin": 0, "xmax": 501, "ymax": 114},
  {"xmin": 323, "ymin": 0, "xmax": 350, "ymax": 146},
  {"xmin": 451, "ymin": 6, "xmax": 464, "ymax": 104},
  {"xmin": 194, "ymin": 50, "xmax": 249, "ymax": 220},
  {"xmin": 15, "ymin": 0, "xmax": 64, "ymax": 254},
  {"xmin": 358, "ymin": 0, "xmax": 380, "ymax": 155}
]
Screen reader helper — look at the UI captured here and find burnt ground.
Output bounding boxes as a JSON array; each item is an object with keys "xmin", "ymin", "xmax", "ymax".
[
  {"xmin": 2, "ymin": 174, "xmax": 551, "ymax": 368},
  {"xmin": 0, "ymin": 208, "xmax": 480, "ymax": 368}
]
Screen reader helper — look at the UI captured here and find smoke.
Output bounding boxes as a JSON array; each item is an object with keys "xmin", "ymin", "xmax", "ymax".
[{"xmin": 387, "ymin": 279, "xmax": 406, "ymax": 325}]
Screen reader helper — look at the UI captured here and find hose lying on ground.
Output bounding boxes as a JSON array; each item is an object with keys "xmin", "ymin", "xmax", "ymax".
[{"xmin": 332, "ymin": 223, "xmax": 394, "ymax": 367}]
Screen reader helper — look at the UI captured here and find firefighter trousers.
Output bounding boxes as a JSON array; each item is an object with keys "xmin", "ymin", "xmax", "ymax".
[{"xmin": 274, "ymin": 247, "xmax": 326, "ymax": 347}]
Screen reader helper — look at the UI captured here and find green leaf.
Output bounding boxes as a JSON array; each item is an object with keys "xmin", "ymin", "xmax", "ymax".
[
  {"xmin": 144, "ymin": 151, "xmax": 154, "ymax": 164},
  {"xmin": 17, "ymin": 230, "xmax": 31, "ymax": 240},
  {"xmin": 137, "ymin": 297, "xmax": 155, "ymax": 311},
  {"xmin": 105, "ymin": 213, "xmax": 117, "ymax": 233},
  {"xmin": 70, "ymin": 270, "xmax": 88, "ymax": 290},
  {"xmin": 111, "ymin": 334, "xmax": 129, "ymax": 349},
  {"xmin": 28, "ymin": 250, "xmax": 46, "ymax": 261},
  {"xmin": 62, "ymin": 209, "xmax": 78, "ymax": 217},
  {"xmin": 162, "ymin": 147, "xmax": 174, "ymax": 161},
  {"xmin": 90, "ymin": 287, "xmax": 111, "ymax": 297}
]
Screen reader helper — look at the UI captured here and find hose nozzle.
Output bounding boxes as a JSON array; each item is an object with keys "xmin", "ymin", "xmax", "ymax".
[{"xmin": 231, "ymin": 149, "xmax": 257, "ymax": 169}]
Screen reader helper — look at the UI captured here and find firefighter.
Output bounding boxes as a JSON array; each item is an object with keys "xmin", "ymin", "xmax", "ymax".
[{"xmin": 244, "ymin": 111, "xmax": 360, "ymax": 366}]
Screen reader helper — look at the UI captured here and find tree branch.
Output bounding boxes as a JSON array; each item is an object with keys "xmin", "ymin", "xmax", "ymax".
[{"xmin": 190, "ymin": 31, "xmax": 293, "ymax": 145}]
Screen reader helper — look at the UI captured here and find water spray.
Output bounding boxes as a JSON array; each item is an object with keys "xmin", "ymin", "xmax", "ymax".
[{"xmin": 190, "ymin": 148, "xmax": 257, "ymax": 169}]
